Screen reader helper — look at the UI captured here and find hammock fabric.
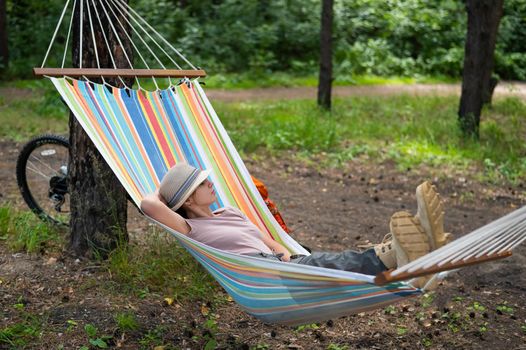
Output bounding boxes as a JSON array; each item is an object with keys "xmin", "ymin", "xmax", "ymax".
[{"xmin": 51, "ymin": 77, "xmax": 421, "ymax": 325}]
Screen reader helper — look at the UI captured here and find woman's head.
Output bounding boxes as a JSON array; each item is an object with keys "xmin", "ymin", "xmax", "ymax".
[{"xmin": 159, "ymin": 163, "xmax": 214, "ymax": 212}]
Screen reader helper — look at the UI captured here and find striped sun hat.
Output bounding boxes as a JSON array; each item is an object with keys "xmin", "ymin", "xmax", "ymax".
[{"xmin": 159, "ymin": 163, "xmax": 211, "ymax": 210}]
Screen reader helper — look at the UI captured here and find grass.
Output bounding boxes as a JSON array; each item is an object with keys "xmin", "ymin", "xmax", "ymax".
[
  {"xmin": 214, "ymin": 95, "xmax": 526, "ymax": 183},
  {"xmin": 0, "ymin": 204, "xmax": 64, "ymax": 253},
  {"xmin": 200, "ymin": 72, "xmax": 457, "ymax": 89},
  {"xmin": 105, "ymin": 227, "xmax": 218, "ymax": 302},
  {"xmin": 114, "ymin": 312, "xmax": 139, "ymax": 332},
  {"xmin": 0, "ymin": 300, "xmax": 45, "ymax": 348},
  {"xmin": 0, "ymin": 79, "xmax": 69, "ymax": 141}
]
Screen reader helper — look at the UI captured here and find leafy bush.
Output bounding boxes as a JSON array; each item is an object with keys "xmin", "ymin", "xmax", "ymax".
[{"xmin": 4, "ymin": 0, "xmax": 526, "ymax": 80}]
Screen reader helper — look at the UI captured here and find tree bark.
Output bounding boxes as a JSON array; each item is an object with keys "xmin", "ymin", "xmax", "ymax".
[
  {"xmin": 458, "ymin": 0, "xmax": 504, "ymax": 138},
  {"xmin": 0, "ymin": 0, "xmax": 8, "ymax": 71},
  {"xmin": 317, "ymin": 0, "xmax": 333, "ymax": 110},
  {"xmin": 69, "ymin": 0, "xmax": 133, "ymax": 258}
]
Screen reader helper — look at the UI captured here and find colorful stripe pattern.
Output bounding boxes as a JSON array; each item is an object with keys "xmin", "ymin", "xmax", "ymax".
[{"xmin": 50, "ymin": 77, "xmax": 421, "ymax": 325}]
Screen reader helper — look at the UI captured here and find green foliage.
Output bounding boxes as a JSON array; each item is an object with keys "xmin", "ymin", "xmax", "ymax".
[
  {"xmin": 295, "ymin": 323, "xmax": 320, "ymax": 332},
  {"xmin": 327, "ymin": 344, "xmax": 349, "ymax": 350},
  {"xmin": 396, "ymin": 326, "xmax": 407, "ymax": 335},
  {"xmin": 106, "ymin": 227, "xmax": 218, "ymax": 302},
  {"xmin": 138, "ymin": 325, "xmax": 167, "ymax": 348},
  {"xmin": 0, "ymin": 305, "xmax": 44, "ymax": 348},
  {"xmin": 83, "ymin": 324, "xmax": 112, "ymax": 349},
  {"xmin": 496, "ymin": 303, "xmax": 514, "ymax": 315},
  {"xmin": 0, "ymin": 204, "xmax": 64, "ymax": 253},
  {"xmin": 4, "ymin": 0, "xmax": 526, "ymax": 81},
  {"xmin": 114, "ymin": 312, "xmax": 139, "ymax": 332}
]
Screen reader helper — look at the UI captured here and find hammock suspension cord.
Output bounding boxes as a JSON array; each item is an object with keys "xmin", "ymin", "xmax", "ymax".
[
  {"xmin": 41, "ymin": 0, "xmax": 72, "ymax": 68},
  {"xmin": 112, "ymin": 0, "xmax": 197, "ymax": 70},
  {"xmin": 62, "ymin": 0, "xmax": 77, "ymax": 69},
  {"xmin": 88, "ymin": 0, "xmax": 132, "ymax": 88},
  {"xmin": 37, "ymin": 0, "xmax": 203, "ymax": 84}
]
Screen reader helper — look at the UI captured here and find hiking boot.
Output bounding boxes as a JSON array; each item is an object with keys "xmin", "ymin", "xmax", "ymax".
[
  {"xmin": 415, "ymin": 181, "xmax": 452, "ymax": 250},
  {"xmin": 390, "ymin": 211, "xmax": 431, "ymax": 267},
  {"xmin": 374, "ymin": 233, "xmax": 396, "ymax": 269}
]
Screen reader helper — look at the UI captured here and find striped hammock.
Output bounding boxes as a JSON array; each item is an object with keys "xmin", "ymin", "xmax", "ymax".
[{"xmin": 50, "ymin": 77, "xmax": 421, "ymax": 325}]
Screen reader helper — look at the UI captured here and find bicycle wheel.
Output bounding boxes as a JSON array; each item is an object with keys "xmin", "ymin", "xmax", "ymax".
[{"xmin": 16, "ymin": 134, "xmax": 70, "ymax": 225}]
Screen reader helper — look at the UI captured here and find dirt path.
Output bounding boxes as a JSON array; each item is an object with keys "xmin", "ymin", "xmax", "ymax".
[
  {"xmin": 2, "ymin": 81, "xmax": 526, "ymax": 104},
  {"xmin": 205, "ymin": 82, "xmax": 526, "ymax": 102},
  {"xmin": 1, "ymin": 136, "xmax": 525, "ymax": 348}
]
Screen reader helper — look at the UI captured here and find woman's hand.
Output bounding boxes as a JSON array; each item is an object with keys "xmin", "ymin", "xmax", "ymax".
[
  {"xmin": 262, "ymin": 235, "xmax": 291, "ymax": 262},
  {"xmin": 278, "ymin": 250, "xmax": 291, "ymax": 262}
]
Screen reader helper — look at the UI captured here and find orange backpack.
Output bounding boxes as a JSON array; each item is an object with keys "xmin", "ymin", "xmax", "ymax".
[{"xmin": 251, "ymin": 176, "xmax": 291, "ymax": 233}]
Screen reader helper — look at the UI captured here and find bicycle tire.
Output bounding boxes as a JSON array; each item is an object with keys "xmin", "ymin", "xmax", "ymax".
[{"xmin": 16, "ymin": 134, "xmax": 70, "ymax": 225}]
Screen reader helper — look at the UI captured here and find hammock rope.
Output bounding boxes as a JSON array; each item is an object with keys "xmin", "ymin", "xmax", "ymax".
[
  {"xmin": 36, "ymin": 0, "xmax": 202, "ymax": 82},
  {"xmin": 61, "ymin": 0, "xmax": 76, "ymax": 68},
  {"xmin": 79, "ymin": 0, "xmax": 83, "ymax": 68},
  {"xmin": 41, "ymin": 0, "xmax": 72, "ymax": 68},
  {"xmin": 99, "ymin": 0, "xmax": 167, "ymax": 88},
  {"xmin": 111, "ymin": 0, "xmax": 197, "ymax": 70}
]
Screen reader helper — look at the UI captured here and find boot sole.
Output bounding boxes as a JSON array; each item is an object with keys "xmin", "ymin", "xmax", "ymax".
[
  {"xmin": 415, "ymin": 181, "xmax": 452, "ymax": 250},
  {"xmin": 390, "ymin": 211, "xmax": 430, "ymax": 267}
]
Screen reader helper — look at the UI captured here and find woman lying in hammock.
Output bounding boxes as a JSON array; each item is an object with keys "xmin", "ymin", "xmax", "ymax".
[{"xmin": 141, "ymin": 163, "xmax": 450, "ymax": 279}]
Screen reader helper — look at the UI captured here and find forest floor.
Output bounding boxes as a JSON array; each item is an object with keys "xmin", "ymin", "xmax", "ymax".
[{"xmin": 1, "ymin": 83, "xmax": 526, "ymax": 349}]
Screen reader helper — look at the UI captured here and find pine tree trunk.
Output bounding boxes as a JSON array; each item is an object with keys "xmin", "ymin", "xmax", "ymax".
[
  {"xmin": 69, "ymin": 0, "xmax": 133, "ymax": 258},
  {"xmin": 0, "ymin": 0, "xmax": 8, "ymax": 71},
  {"xmin": 317, "ymin": 0, "xmax": 333, "ymax": 110},
  {"xmin": 458, "ymin": 0, "xmax": 504, "ymax": 138}
]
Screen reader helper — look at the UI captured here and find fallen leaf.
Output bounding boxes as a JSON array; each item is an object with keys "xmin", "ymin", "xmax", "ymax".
[
  {"xmin": 44, "ymin": 257, "xmax": 57, "ymax": 266},
  {"xmin": 201, "ymin": 304, "xmax": 210, "ymax": 316}
]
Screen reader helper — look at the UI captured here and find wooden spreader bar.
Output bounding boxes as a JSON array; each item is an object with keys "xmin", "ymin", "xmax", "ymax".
[
  {"xmin": 374, "ymin": 250, "xmax": 513, "ymax": 286},
  {"xmin": 33, "ymin": 68, "xmax": 207, "ymax": 78}
]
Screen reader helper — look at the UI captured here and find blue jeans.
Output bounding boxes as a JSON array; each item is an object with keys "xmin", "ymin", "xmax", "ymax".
[{"xmin": 254, "ymin": 248, "xmax": 387, "ymax": 275}]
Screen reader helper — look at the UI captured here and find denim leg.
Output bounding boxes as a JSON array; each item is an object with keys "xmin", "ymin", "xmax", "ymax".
[{"xmin": 290, "ymin": 248, "xmax": 387, "ymax": 275}]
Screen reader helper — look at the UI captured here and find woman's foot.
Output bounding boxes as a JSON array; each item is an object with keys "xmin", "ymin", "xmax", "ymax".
[
  {"xmin": 374, "ymin": 233, "xmax": 396, "ymax": 269},
  {"xmin": 415, "ymin": 181, "xmax": 452, "ymax": 250}
]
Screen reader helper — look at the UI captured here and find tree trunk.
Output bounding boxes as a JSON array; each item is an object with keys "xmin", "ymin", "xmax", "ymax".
[
  {"xmin": 317, "ymin": 0, "xmax": 333, "ymax": 110},
  {"xmin": 69, "ymin": 0, "xmax": 133, "ymax": 258},
  {"xmin": 0, "ymin": 0, "xmax": 8, "ymax": 71},
  {"xmin": 458, "ymin": 0, "xmax": 504, "ymax": 138}
]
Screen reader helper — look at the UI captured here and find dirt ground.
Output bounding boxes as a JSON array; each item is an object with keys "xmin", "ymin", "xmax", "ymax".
[
  {"xmin": 1, "ymin": 84, "xmax": 526, "ymax": 349},
  {"xmin": 204, "ymin": 82, "xmax": 526, "ymax": 102}
]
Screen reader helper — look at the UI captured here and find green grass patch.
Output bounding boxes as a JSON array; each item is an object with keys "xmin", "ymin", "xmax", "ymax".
[
  {"xmin": 215, "ymin": 95, "xmax": 526, "ymax": 183},
  {"xmin": 105, "ymin": 227, "xmax": 218, "ymax": 302},
  {"xmin": 0, "ymin": 301, "xmax": 45, "ymax": 348},
  {"xmin": 0, "ymin": 204, "xmax": 64, "ymax": 253},
  {"xmin": 0, "ymin": 79, "xmax": 69, "ymax": 140},
  {"xmin": 114, "ymin": 312, "xmax": 139, "ymax": 332},
  {"xmin": 201, "ymin": 73, "xmax": 456, "ymax": 89}
]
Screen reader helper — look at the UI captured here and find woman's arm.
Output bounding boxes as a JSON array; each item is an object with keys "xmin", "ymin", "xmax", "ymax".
[
  {"xmin": 140, "ymin": 191, "xmax": 191, "ymax": 234},
  {"xmin": 261, "ymin": 234, "xmax": 291, "ymax": 262}
]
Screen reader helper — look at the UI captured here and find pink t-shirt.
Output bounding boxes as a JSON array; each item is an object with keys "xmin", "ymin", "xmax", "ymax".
[{"xmin": 186, "ymin": 206, "xmax": 273, "ymax": 255}]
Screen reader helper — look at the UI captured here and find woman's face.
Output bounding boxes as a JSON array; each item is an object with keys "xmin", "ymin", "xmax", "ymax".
[{"xmin": 188, "ymin": 179, "xmax": 216, "ymax": 206}]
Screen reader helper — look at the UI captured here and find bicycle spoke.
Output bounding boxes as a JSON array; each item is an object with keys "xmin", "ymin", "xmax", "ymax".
[{"xmin": 27, "ymin": 151, "xmax": 67, "ymax": 177}]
